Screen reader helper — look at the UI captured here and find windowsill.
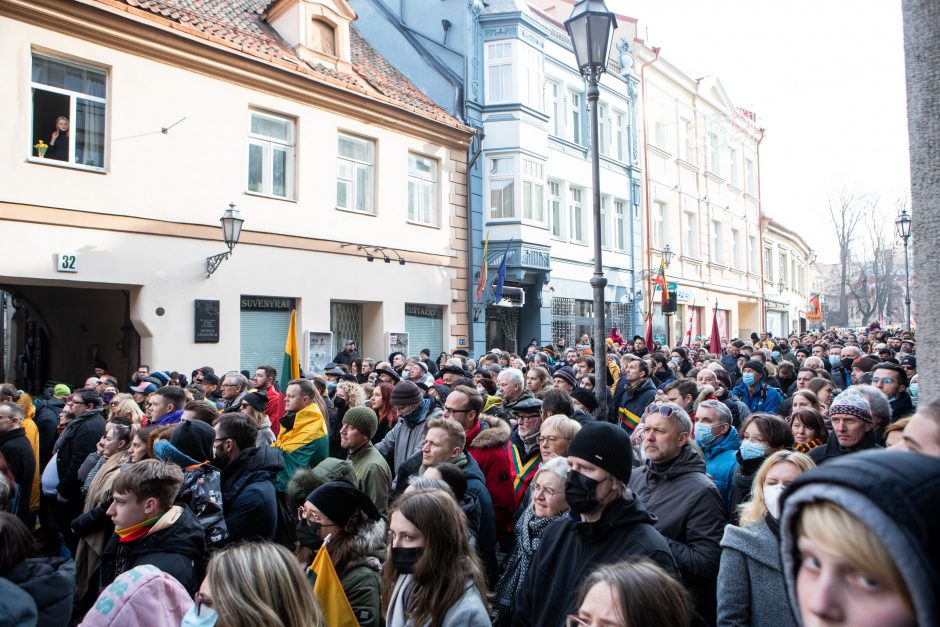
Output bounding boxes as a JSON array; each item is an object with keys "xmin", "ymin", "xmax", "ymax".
[
  {"xmin": 406, "ymin": 219, "xmax": 440, "ymax": 230},
  {"xmin": 27, "ymin": 156, "xmax": 106, "ymax": 174},
  {"xmin": 648, "ymin": 145, "xmax": 671, "ymax": 159},
  {"xmin": 245, "ymin": 190, "xmax": 297, "ymax": 203},
  {"xmin": 677, "ymin": 158, "xmax": 699, "ymax": 171},
  {"xmin": 486, "ymin": 218, "xmax": 522, "ymax": 225},
  {"xmin": 548, "ymin": 135, "xmax": 587, "ymax": 152},
  {"xmin": 335, "ymin": 205, "xmax": 376, "ymax": 216},
  {"xmin": 569, "ymin": 240, "xmax": 589, "ymax": 247},
  {"xmin": 711, "ymin": 263, "xmax": 729, "ymax": 270},
  {"xmin": 705, "ymin": 170, "xmax": 725, "ymax": 183},
  {"xmin": 727, "ymin": 182, "xmax": 743, "ymax": 194},
  {"xmin": 521, "ymin": 220, "xmax": 550, "ymax": 231}
]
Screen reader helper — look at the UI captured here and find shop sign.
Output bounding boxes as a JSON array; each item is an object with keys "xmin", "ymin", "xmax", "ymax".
[
  {"xmin": 405, "ymin": 304, "xmax": 443, "ymax": 319},
  {"xmin": 494, "ymin": 286, "xmax": 525, "ymax": 308},
  {"xmin": 240, "ymin": 296, "xmax": 293, "ymax": 311}
]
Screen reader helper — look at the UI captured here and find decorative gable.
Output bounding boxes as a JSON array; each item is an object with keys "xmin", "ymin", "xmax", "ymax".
[{"xmin": 265, "ymin": 0, "xmax": 357, "ymax": 73}]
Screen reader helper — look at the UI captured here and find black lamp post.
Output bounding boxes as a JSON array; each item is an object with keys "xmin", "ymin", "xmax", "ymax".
[
  {"xmin": 566, "ymin": 0, "xmax": 617, "ymax": 418},
  {"xmin": 662, "ymin": 244, "xmax": 673, "ymax": 347},
  {"xmin": 206, "ymin": 203, "xmax": 244, "ymax": 277},
  {"xmin": 895, "ymin": 206, "xmax": 912, "ymax": 330}
]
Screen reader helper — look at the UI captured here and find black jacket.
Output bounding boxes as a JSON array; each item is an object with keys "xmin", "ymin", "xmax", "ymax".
[
  {"xmin": 729, "ymin": 453, "xmax": 764, "ymax": 525},
  {"xmin": 5, "ymin": 557, "xmax": 75, "ymax": 627},
  {"xmin": 0, "ymin": 428, "xmax": 36, "ymax": 521},
  {"xmin": 613, "ymin": 377, "xmax": 657, "ymax": 432},
  {"xmin": 809, "ymin": 427, "xmax": 881, "ymax": 466},
  {"xmin": 55, "ymin": 409, "xmax": 106, "ymax": 502},
  {"xmin": 33, "ymin": 399, "xmax": 62, "ymax": 468},
  {"xmin": 890, "ymin": 392, "xmax": 915, "ymax": 421},
  {"xmin": 100, "ymin": 506, "xmax": 207, "ymax": 594},
  {"xmin": 221, "ymin": 446, "xmax": 284, "ymax": 543},
  {"xmin": 513, "ymin": 496, "xmax": 679, "ymax": 627},
  {"xmin": 629, "ymin": 445, "xmax": 727, "ymax": 624}
]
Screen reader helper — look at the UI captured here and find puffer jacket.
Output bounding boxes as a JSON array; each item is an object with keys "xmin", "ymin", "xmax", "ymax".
[
  {"xmin": 5, "ymin": 557, "xmax": 75, "ymax": 627},
  {"xmin": 466, "ymin": 415, "xmax": 514, "ymax": 534},
  {"xmin": 220, "ymin": 446, "xmax": 284, "ymax": 544},
  {"xmin": 700, "ymin": 427, "xmax": 741, "ymax": 518},
  {"xmin": 375, "ymin": 399, "xmax": 442, "ymax": 475}
]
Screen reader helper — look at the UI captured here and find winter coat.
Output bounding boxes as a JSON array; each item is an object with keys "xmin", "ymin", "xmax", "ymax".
[
  {"xmin": 55, "ymin": 408, "xmax": 106, "ymax": 503},
  {"xmin": 33, "ymin": 399, "xmax": 61, "ymax": 469},
  {"xmin": 513, "ymin": 496, "xmax": 679, "ymax": 627},
  {"xmin": 100, "ymin": 505, "xmax": 207, "ymax": 595},
  {"xmin": 701, "ymin": 428, "xmax": 741, "ymax": 518},
  {"xmin": 348, "ymin": 441, "xmax": 391, "ymax": 518},
  {"xmin": 808, "ymin": 426, "xmax": 881, "ymax": 466},
  {"xmin": 386, "ymin": 575, "xmax": 490, "ymax": 627},
  {"xmin": 78, "ymin": 564, "xmax": 193, "ymax": 627},
  {"xmin": 614, "ymin": 377, "xmax": 657, "ymax": 432},
  {"xmin": 5, "ymin": 557, "xmax": 75, "ymax": 627},
  {"xmin": 890, "ymin": 391, "xmax": 915, "ymax": 421},
  {"xmin": 732, "ymin": 381, "xmax": 783, "ymax": 414},
  {"xmin": 729, "ymin": 453, "xmax": 763, "ymax": 525},
  {"xmin": 465, "ymin": 414, "xmax": 514, "ymax": 534},
  {"xmin": 376, "ymin": 399, "xmax": 442, "ymax": 475},
  {"xmin": 501, "ymin": 390, "xmax": 535, "ymax": 423},
  {"xmin": 506, "ymin": 427, "xmax": 541, "ymax": 508},
  {"xmin": 629, "ymin": 444, "xmax": 727, "ymax": 624},
  {"xmin": 220, "ymin": 446, "xmax": 284, "ymax": 544},
  {"xmin": 255, "ymin": 415, "xmax": 276, "ymax": 448},
  {"xmin": 0, "ymin": 428, "xmax": 36, "ymax": 521},
  {"xmin": 717, "ymin": 516, "xmax": 798, "ymax": 627},
  {"xmin": 175, "ymin": 463, "xmax": 228, "ymax": 546},
  {"xmin": 653, "ymin": 369, "xmax": 677, "ymax": 390},
  {"xmin": 0, "ymin": 576, "xmax": 37, "ymax": 626},
  {"xmin": 335, "ymin": 520, "xmax": 387, "ymax": 627},
  {"xmin": 715, "ymin": 389, "xmax": 750, "ymax": 430}
]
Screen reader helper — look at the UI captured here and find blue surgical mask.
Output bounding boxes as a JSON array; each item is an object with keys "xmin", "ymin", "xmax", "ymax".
[
  {"xmin": 742, "ymin": 373, "xmax": 756, "ymax": 387},
  {"xmin": 828, "ymin": 355, "xmax": 841, "ymax": 367},
  {"xmin": 694, "ymin": 422, "xmax": 717, "ymax": 447},
  {"xmin": 740, "ymin": 440, "xmax": 766, "ymax": 460},
  {"xmin": 672, "ymin": 357, "xmax": 682, "ymax": 365},
  {"xmin": 181, "ymin": 604, "xmax": 218, "ymax": 627},
  {"xmin": 771, "ymin": 351, "xmax": 781, "ymax": 361},
  {"xmin": 910, "ymin": 383, "xmax": 919, "ymax": 399}
]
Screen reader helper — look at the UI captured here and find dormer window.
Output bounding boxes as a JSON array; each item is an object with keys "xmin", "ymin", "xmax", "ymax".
[{"xmin": 309, "ymin": 19, "xmax": 336, "ymax": 56}]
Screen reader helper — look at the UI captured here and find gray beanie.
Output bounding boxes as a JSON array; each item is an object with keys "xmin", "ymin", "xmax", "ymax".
[{"xmin": 829, "ymin": 388, "xmax": 872, "ymax": 423}]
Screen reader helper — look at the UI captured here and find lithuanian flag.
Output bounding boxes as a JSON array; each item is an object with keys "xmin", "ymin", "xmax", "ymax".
[
  {"xmin": 282, "ymin": 309, "xmax": 300, "ymax": 388},
  {"xmin": 272, "ymin": 402, "xmax": 328, "ymax": 491},
  {"xmin": 310, "ymin": 543, "xmax": 359, "ymax": 627}
]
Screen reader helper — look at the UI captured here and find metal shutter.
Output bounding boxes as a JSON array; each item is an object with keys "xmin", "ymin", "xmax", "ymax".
[
  {"xmin": 405, "ymin": 306, "xmax": 443, "ymax": 357},
  {"xmin": 240, "ymin": 309, "xmax": 291, "ymax": 374}
]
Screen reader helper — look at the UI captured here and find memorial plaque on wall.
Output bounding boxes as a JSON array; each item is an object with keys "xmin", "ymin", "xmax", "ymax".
[{"xmin": 194, "ymin": 299, "xmax": 220, "ymax": 343}]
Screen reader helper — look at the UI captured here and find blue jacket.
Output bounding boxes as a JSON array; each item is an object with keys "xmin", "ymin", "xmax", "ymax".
[
  {"xmin": 732, "ymin": 381, "xmax": 783, "ymax": 414},
  {"xmin": 700, "ymin": 427, "xmax": 741, "ymax": 518},
  {"xmin": 720, "ymin": 354, "xmax": 738, "ymax": 374}
]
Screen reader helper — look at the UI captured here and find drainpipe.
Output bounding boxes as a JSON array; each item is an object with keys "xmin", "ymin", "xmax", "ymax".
[
  {"xmin": 756, "ymin": 127, "xmax": 766, "ymax": 332},
  {"xmin": 466, "ymin": 127, "xmax": 485, "ymax": 353},
  {"xmin": 639, "ymin": 46, "xmax": 661, "ymax": 322}
]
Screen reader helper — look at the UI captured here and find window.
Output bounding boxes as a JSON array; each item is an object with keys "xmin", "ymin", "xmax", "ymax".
[
  {"xmin": 683, "ymin": 209, "xmax": 698, "ymax": 257},
  {"xmin": 520, "ymin": 44, "xmax": 543, "ymax": 110},
  {"xmin": 309, "ymin": 19, "xmax": 336, "ymax": 56},
  {"xmin": 708, "ymin": 132, "xmax": 721, "ymax": 175},
  {"xmin": 547, "ymin": 80, "xmax": 563, "ymax": 137},
  {"xmin": 522, "ymin": 158, "xmax": 544, "ymax": 223},
  {"xmin": 408, "ymin": 153, "xmax": 438, "ymax": 226},
  {"xmin": 652, "ymin": 201, "xmax": 666, "ymax": 249},
  {"xmin": 568, "ymin": 91, "xmax": 582, "ymax": 144},
  {"xmin": 732, "ymin": 228, "xmax": 743, "ymax": 269},
  {"xmin": 652, "ymin": 101, "xmax": 666, "ymax": 148},
  {"xmin": 711, "ymin": 220, "xmax": 724, "ymax": 264},
  {"xmin": 598, "ymin": 103, "xmax": 610, "ymax": 156},
  {"xmin": 763, "ymin": 245, "xmax": 773, "ymax": 281},
  {"xmin": 729, "ymin": 148, "xmax": 739, "ymax": 187},
  {"xmin": 549, "ymin": 180, "xmax": 564, "ymax": 238},
  {"xmin": 248, "ymin": 110, "xmax": 295, "ymax": 199},
  {"xmin": 488, "ymin": 156, "xmax": 515, "ymax": 220},
  {"xmin": 600, "ymin": 196, "xmax": 610, "ymax": 248},
  {"xmin": 31, "ymin": 54, "xmax": 107, "ymax": 168},
  {"xmin": 613, "ymin": 110, "xmax": 627, "ymax": 161},
  {"xmin": 779, "ymin": 251, "xmax": 789, "ymax": 286},
  {"xmin": 749, "ymin": 235, "xmax": 759, "ymax": 273},
  {"xmin": 336, "ymin": 134, "xmax": 375, "ymax": 212},
  {"xmin": 745, "ymin": 158, "xmax": 755, "ymax": 194},
  {"xmin": 570, "ymin": 187, "xmax": 585, "ymax": 243},
  {"xmin": 486, "ymin": 42, "xmax": 513, "ymax": 104},
  {"xmin": 678, "ymin": 116, "xmax": 693, "ymax": 162},
  {"xmin": 614, "ymin": 199, "xmax": 627, "ymax": 251}
]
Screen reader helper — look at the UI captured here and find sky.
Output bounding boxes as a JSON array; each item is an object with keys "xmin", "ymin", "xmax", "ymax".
[{"xmin": 605, "ymin": 0, "xmax": 911, "ymax": 263}]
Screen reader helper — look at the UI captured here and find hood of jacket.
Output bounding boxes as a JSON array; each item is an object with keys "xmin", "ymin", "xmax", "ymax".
[
  {"xmin": 285, "ymin": 460, "xmax": 356, "ymax": 508},
  {"xmin": 720, "ymin": 520, "xmax": 781, "ymax": 570},
  {"xmin": 703, "ymin": 426, "xmax": 741, "ymax": 459},
  {"xmin": 566, "ymin": 493, "xmax": 659, "ymax": 541},
  {"xmin": 125, "ymin": 506, "xmax": 205, "ymax": 562},
  {"xmin": 78, "ymin": 564, "xmax": 193, "ymax": 627},
  {"xmin": 349, "ymin": 518, "xmax": 388, "ymax": 562},
  {"xmin": 221, "ymin": 445, "xmax": 285, "ymax": 493},
  {"xmin": 6, "ymin": 557, "xmax": 75, "ymax": 625},
  {"xmin": 467, "ymin": 414, "xmax": 510, "ymax": 450},
  {"xmin": 643, "ymin": 443, "xmax": 706, "ymax": 481}
]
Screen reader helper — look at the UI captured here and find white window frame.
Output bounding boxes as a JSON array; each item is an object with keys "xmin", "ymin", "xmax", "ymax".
[
  {"xmin": 600, "ymin": 195, "xmax": 610, "ymax": 248},
  {"xmin": 487, "ymin": 156, "xmax": 515, "ymax": 221},
  {"xmin": 749, "ymin": 235, "xmax": 759, "ymax": 274},
  {"xmin": 520, "ymin": 43, "xmax": 543, "ymax": 110},
  {"xmin": 547, "ymin": 79, "xmax": 563, "ymax": 137},
  {"xmin": 567, "ymin": 90, "xmax": 582, "ymax": 144},
  {"xmin": 711, "ymin": 220, "xmax": 724, "ymax": 265},
  {"xmin": 652, "ymin": 201, "xmax": 666, "ymax": 249},
  {"xmin": 522, "ymin": 158, "xmax": 545, "ymax": 224},
  {"xmin": 485, "ymin": 41, "xmax": 513, "ymax": 105},
  {"xmin": 678, "ymin": 116, "xmax": 692, "ymax": 162},
  {"xmin": 779, "ymin": 250, "xmax": 789, "ymax": 285},
  {"xmin": 407, "ymin": 152, "xmax": 438, "ymax": 226},
  {"xmin": 336, "ymin": 133, "xmax": 375, "ymax": 213},
  {"xmin": 763, "ymin": 245, "xmax": 774, "ymax": 282},
  {"xmin": 248, "ymin": 110, "xmax": 296, "ymax": 200},
  {"xmin": 745, "ymin": 158, "xmax": 756, "ymax": 194},
  {"xmin": 708, "ymin": 132, "xmax": 721, "ymax": 175},
  {"xmin": 549, "ymin": 179, "xmax": 564, "ymax": 239},
  {"xmin": 30, "ymin": 53, "xmax": 109, "ymax": 171},
  {"xmin": 614, "ymin": 109, "xmax": 626, "ymax": 161},
  {"xmin": 614, "ymin": 198, "xmax": 627, "ymax": 251},
  {"xmin": 598, "ymin": 103, "xmax": 610, "ymax": 156},
  {"xmin": 732, "ymin": 228, "xmax": 743, "ymax": 269},
  {"xmin": 683, "ymin": 209, "xmax": 698, "ymax": 257},
  {"xmin": 729, "ymin": 148, "xmax": 739, "ymax": 187},
  {"xmin": 570, "ymin": 187, "xmax": 585, "ymax": 243}
]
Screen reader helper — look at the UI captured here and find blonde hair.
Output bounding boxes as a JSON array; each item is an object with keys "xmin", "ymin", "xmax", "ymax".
[
  {"xmin": 425, "ymin": 417, "xmax": 467, "ymax": 451},
  {"xmin": 209, "ymin": 542, "xmax": 325, "ymax": 627},
  {"xmin": 797, "ymin": 501, "xmax": 912, "ymax": 610},
  {"xmin": 336, "ymin": 381, "xmax": 366, "ymax": 409},
  {"xmin": 738, "ymin": 450, "xmax": 816, "ymax": 526},
  {"xmin": 541, "ymin": 414, "xmax": 582, "ymax": 441},
  {"xmin": 110, "ymin": 393, "xmax": 144, "ymax": 425}
]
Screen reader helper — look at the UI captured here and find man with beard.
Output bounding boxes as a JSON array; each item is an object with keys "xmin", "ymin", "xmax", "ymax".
[
  {"xmin": 507, "ymin": 397, "xmax": 544, "ymax": 507},
  {"xmin": 613, "ymin": 360, "xmax": 657, "ymax": 433},
  {"xmin": 213, "ymin": 412, "xmax": 284, "ymax": 544}
]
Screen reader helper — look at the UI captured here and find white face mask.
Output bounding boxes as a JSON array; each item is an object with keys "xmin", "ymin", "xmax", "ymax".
[{"xmin": 763, "ymin": 483, "xmax": 786, "ymax": 519}]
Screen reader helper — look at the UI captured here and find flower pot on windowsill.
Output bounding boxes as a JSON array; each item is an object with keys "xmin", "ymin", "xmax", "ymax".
[{"xmin": 34, "ymin": 142, "xmax": 48, "ymax": 158}]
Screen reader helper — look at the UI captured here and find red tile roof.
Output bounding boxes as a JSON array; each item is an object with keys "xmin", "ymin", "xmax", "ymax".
[{"xmin": 100, "ymin": 0, "xmax": 460, "ymax": 126}]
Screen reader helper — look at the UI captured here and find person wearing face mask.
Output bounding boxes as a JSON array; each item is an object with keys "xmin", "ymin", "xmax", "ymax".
[
  {"xmin": 694, "ymin": 400, "xmax": 742, "ymax": 517},
  {"xmin": 729, "ymin": 414, "xmax": 795, "ymax": 525},
  {"xmin": 826, "ymin": 346, "xmax": 852, "ymax": 390},
  {"xmin": 384, "ymin": 489, "xmax": 490, "ymax": 626},
  {"xmin": 732, "ymin": 361, "xmax": 783, "ymax": 414},
  {"xmin": 513, "ymin": 421, "xmax": 679, "ymax": 627},
  {"xmin": 716, "ymin": 451, "xmax": 815, "ymax": 626}
]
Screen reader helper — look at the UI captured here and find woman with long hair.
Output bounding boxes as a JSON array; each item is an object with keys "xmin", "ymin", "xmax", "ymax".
[
  {"xmin": 729, "ymin": 413, "xmax": 795, "ymax": 524},
  {"xmin": 525, "ymin": 366, "xmax": 550, "ymax": 398},
  {"xmin": 239, "ymin": 391, "xmax": 276, "ymax": 447},
  {"xmin": 108, "ymin": 393, "xmax": 145, "ymax": 426},
  {"xmin": 301, "ymin": 481, "xmax": 386, "ymax": 626},
  {"xmin": 188, "ymin": 541, "xmax": 325, "ymax": 627},
  {"xmin": 369, "ymin": 382, "xmax": 398, "ymax": 445},
  {"xmin": 789, "ymin": 408, "xmax": 828, "ymax": 453},
  {"xmin": 383, "ymin": 489, "xmax": 489, "ymax": 626},
  {"xmin": 806, "ymin": 377, "xmax": 834, "ymax": 414}
]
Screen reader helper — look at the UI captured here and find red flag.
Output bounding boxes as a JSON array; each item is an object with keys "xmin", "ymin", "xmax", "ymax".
[
  {"xmin": 645, "ymin": 311, "xmax": 654, "ymax": 350},
  {"xmin": 475, "ymin": 233, "xmax": 489, "ymax": 301},
  {"xmin": 709, "ymin": 306, "xmax": 722, "ymax": 355}
]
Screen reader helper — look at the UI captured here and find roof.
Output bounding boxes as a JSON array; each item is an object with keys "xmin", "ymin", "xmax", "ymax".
[{"xmin": 103, "ymin": 0, "xmax": 459, "ymax": 125}]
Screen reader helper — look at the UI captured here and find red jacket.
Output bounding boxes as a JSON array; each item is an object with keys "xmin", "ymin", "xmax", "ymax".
[
  {"xmin": 466, "ymin": 415, "xmax": 514, "ymax": 535},
  {"xmin": 264, "ymin": 387, "xmax": 283, "ymax": 435}
]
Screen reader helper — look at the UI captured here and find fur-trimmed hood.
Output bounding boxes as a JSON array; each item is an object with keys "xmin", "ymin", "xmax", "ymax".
[
  {"xmin": 350, "ymin": 518, "xmax": 388, "ymax": 559},
  {"xmin": 468, "ymin": 414, "xmax": 511, "ymax": 450}
]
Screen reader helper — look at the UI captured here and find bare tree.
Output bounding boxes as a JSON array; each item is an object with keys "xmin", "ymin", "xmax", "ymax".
[
  {"xmin": 827, "ymin": 189, "xmax": 869, "ymax": 326},
  {"xmin": 847, "ymin": 200, "xmax": 905, "ymax": 325}
]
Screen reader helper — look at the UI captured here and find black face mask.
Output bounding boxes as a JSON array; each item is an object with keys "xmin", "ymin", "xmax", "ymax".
[
  {"xmin": 565, "ymin": 470, "xmax": 603, "ymax": 514},
  {"xmin": 333, "ymin": 397, "xmax": 347, "ymax": 410},
  {"xmin": 296, "ymin": 520, "xmax": 323, "ymax": 551},
  {"xmin": 841, "ymin": 358, "xmax": 854, "ymax": 371},
  {"xmin": 391, "ymin": 547, "xmax": 423, "ymax": 574}
]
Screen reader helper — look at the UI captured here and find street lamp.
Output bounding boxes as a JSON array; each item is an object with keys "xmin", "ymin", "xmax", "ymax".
[
  {"xmin": 663, "ymin": 243, "xmax": 674, "ymax": 268},
  {"xmin": 895, "ymin": 206, "xmax": 912, "ymax": 330},
  {"xmin": 206, "ymin": 203, "xmax": 244, "ymax": 277},
  {"xmin": 566, "ymin": 0, "xmax": 617, "ymax": 418}
]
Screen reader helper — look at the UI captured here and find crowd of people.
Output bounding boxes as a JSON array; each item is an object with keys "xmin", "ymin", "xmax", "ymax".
[{"xmin": 0, "ymin": 323, "xmax": 937, "ymax": 627}]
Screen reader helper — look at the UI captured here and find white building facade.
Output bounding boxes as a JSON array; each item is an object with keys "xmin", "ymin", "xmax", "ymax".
[{"xmin": 762, "ymin": 218, "xmax": 817, "ymax": 337}]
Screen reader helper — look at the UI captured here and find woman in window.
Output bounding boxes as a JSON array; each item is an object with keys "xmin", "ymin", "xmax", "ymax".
[
  {"xmin": 717, "ymin": 451, "xmax": 815, "ymax": 626},
  {"xmin": 46, "ymin": 116, "xmax": 69, "ymax": 161},
  {"xmin": 383, "ymin": 489, "xmax": 489, "ymax": 626}
]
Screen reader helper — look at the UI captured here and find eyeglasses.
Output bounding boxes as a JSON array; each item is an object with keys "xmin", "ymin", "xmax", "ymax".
[
  {"xmin": 531, "ymin": 482, "xmax": 560, "ymax": 498},
  {"xmin": 645, "ymin": 403, "xmax": 674, "ymax": 417},
  {"xmin": 443, "ymin": 407, "xmax": 471, "ymax": 416},
  {"xmin": 194, "ymin": 592, "xmax": 214, "ymax": 616},
  {"xmin": 537, "ymin": 435, "xmax": 565, "ymax": 445},
  {"xmin": 221, "ymin": 383, "xmax": 240, "ymax": 388},
  {"xmin": 517, "ymin": 413, "xmax": 541, "ymax": 423},
  {"xmin": 871, "ymin": 377, "xmax": 895, "ymax": 384},
  {"xmin": 565, "ymin": 617, "xmax": 593, "ymax": 627}
]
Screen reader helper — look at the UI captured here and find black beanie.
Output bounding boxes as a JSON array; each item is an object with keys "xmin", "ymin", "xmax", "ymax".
[
  {"xmin": 742, "ymin": 360, "xmax": 765, "ymax": 377},
  {"xmin": 306, "ymin": 480, "xmax": 380, "ymax": 527},
  {"xmin": 567, "ymin": 422, "xmax": 633, "ymax": 483},
  {"xmin": 570, "ymin": 387, "xmax": 598, "ymax": 413},
  {"xmin": 169, "ymin": 419, "xmax": 215, "ymax": 463}
]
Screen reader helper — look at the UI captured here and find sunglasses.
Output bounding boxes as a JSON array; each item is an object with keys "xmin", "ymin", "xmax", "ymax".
[
  {"xmin": 645, "ymin": 403, "xmax": 674, "ymax": 417},
  {"xmin": 871, "ymin": 377, "xmax": 896, "ymax": 385}
]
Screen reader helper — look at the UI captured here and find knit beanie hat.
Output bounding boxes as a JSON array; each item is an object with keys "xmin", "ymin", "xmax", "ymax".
[
  {"xmin": 342, "ymin": 406, "xmax": 379, "ymax": 440},
  {"xmin": 242, "ymin": 390, "xmax": 268, "ymax": 413},
  {"xmin": 53, "ymin": 384, "xmax": 71, "ymax": 398},
  {"xmin": 391, "ymin": 380, "xmax": 423, "ymax": 408},
  {"xmin": 852, "ymin": 355, "xmax": 879, "ymax": 373},
  {"xmin": 306, "ymin": 480, "xmax": 380, "ymax": 527},
  {"xmin": 553, "ymin": 366, "xmax": 578, "ymax": 388},
  {"xmin": 567, "ymin": 422, "xmax": 633, "ymax": 483},
  {"xmin": 742, "ymin": 360, "xmax": 766, "ymax": 377},
  {"xmin": 570, "ymin": 387, "xmax": 598, "ymax": 413},
  {"xmin": 170, "ymin": 418, "xmax": 215, "ymax": 462},
  {"xmin": 829, "ymin": 388, "xmax": 873, "ymax": 423}
]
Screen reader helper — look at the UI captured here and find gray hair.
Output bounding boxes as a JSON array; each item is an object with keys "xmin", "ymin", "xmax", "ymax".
[
  {"xmin": 852, "ymin": 384, "xmax": 892, "ymax": 424},
  {"xmin": 534, "ymin": 456, "xmax": 571, "ymax": 486},
  {"xmin": 407, "ymin": 476, "xmax": 454, "ymax": 498},
  {"xmin": 647, "ymin": 402, "xmax": 693, "ymax": 435},
  {"xmin": 222, "ymin": 372, "xmax": 248, "ymax": 391},
  {"xmin": 499, "ymin": 368, "xmax": 524, "ymax": 389},
  {"xmin": 697, "ymin": 399, "xmax": 732, "ymax": 425}
]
